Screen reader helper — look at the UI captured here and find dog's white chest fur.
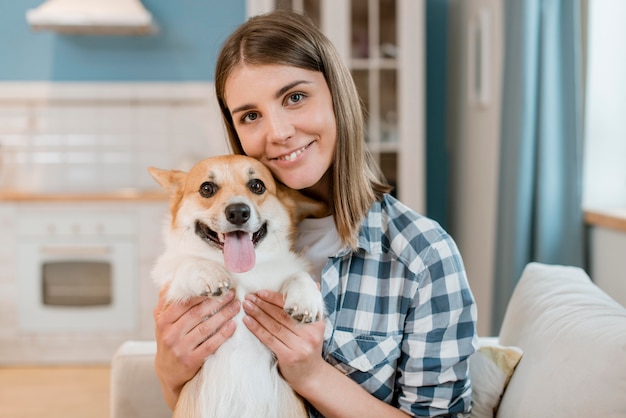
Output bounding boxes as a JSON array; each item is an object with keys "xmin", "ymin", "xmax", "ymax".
[
  {"xmin": 190, "ymin": 265, "xmax": 313, "ymax": 418},
  {"xmin": 157, "ymin": 251, "xmax": 318, "ymax": 418}
]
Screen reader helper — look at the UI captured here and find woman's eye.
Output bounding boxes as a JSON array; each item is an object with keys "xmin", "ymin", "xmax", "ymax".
[
  {"xmin": 199, "ymin": 181, "xmax": 218, "ymax": 198},
  {"xmin": 288, "ymin": 93, "xmax": 304, "ymax": 104},
  {"xmin": 242, "ymin": 112, "xmax": 259, "ymax": 123},
  {"xmin": 248, "ymin": 179, "xmax": 266, "ymax": 195}
]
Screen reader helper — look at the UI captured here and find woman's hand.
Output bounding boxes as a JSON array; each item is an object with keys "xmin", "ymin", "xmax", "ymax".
[
  {"xmin": 153, "ymin": 287, "xmax": 241, "ymax": 409},
  {"xmin": 241, "ymin": 290, "xmax": 326, "ymax": 391}
]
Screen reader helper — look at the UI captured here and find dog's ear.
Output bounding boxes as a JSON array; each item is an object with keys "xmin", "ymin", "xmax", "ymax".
[
  {"xmin": 277, "ymin": 184, "xmax": 328, "ymax": 222},
  {"xmin": 148, "ymin": 167, "xmax": 187, "ymax": 194}
]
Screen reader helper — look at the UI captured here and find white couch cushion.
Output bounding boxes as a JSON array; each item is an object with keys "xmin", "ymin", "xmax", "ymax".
[
  {"xmin": 496, "ymin": 263, "xmax": 626, "ymax": 417},
  {"xmin": 110, "ymin": 341, "xmax": 170, "ymax": 418}
]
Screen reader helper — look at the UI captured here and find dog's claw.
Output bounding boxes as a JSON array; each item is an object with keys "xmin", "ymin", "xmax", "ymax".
[
  {"xmin": 202, "ymin": 280, "xmax": 231, "ymax": 298},
  {"xmin": 286, "ymin": 305, "xmax": 316, "ymax": 323}
]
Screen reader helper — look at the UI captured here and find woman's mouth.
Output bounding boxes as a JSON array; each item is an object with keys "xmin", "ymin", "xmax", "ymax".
[{"xmin": 276, "ymin": 143, "xmax": 311, "ymax": 161}]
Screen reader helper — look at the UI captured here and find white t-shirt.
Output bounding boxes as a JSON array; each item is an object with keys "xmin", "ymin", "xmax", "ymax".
[{"xmin": 295, "ymin": 215, "xmax": 343, "ymax": 283}]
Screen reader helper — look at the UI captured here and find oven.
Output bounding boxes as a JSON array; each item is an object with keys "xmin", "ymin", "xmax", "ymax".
[{"xmin": 17, "ymin": 210, "xmax": 138, "ymax": 332}]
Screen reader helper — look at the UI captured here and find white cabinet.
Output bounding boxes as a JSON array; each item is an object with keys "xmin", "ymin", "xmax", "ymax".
[{"xmin": 247, "ymin": 0, "xmax": 425, "ymax": 213}]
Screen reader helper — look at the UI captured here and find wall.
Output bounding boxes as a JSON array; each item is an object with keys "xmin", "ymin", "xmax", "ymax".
[
  {"xmin": 0, "ymin": 0, "xmax": 247, "ymax": 193},
  {"xmin": 0, "ymin": 0, "xmax": 245, "ymax": 81},
  {"xmin": 447, "ymin": 0, "xmax": 503, "ymax": 336},
  {"xmin": 0, "ymin": 83, "xmax": 229, "ymax": 193}
]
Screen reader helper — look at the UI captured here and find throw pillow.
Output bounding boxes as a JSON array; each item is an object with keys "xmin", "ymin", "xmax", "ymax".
[{"xmin": 469, "ymin": 341, "xmax": 523, "ymax": 418}]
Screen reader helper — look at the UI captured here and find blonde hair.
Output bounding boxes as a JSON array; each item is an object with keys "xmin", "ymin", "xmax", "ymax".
[{"xmin": 215, "ymin": 10, "xmax": 391, "ymax": 249}]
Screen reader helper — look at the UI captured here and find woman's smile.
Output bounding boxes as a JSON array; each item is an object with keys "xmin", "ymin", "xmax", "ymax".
[{"xmin": 274, "ymin": 142, "xmax": 313, "ymax": 162}]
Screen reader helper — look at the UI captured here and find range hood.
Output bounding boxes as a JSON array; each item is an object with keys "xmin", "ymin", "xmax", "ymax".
[{"xmin": 26, "ymin": 0, "xmax": 157, "ymax": 35}]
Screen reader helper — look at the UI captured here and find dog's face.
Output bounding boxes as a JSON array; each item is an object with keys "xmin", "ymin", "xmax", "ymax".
[{"xmin": 149, "ymin": 155, "xmax": 325, "ymax": 273}]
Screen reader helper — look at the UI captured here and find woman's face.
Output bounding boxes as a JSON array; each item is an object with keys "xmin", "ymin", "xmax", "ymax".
[{"xmin": 224, "ymin": 64, "xmax": 337, "ymax": 194}]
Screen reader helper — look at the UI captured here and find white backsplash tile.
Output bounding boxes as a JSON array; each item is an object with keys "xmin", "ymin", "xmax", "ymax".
[{"xmin": 0, "ymin": 82, "xmax": 226, "ymax": 193}]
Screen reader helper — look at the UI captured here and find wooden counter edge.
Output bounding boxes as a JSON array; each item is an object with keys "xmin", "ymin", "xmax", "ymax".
[
  {"xmin": 584, "ymin": 208, "xmax": 626, "ymax": 233},
  {"xmin": 0, "ymin": 190, "xmax": 169, "ymax": 202}
]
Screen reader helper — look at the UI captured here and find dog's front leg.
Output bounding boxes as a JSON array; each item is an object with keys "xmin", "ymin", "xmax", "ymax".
[
  {"xmin": 165, "ymin": 257, "xmax": 232, "ymax": 303},
  {"xmin": 280, "ymin": 272, "xmax": 325, "ymax": 323}
]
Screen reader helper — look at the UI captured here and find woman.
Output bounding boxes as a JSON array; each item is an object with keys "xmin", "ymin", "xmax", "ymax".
[{"xmin": 154, "ymin": 10, "xmax": 477, "ymax": 417}]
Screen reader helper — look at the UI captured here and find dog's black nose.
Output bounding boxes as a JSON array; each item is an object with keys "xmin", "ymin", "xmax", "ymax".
[{"xmin": 225, "ymin": 203, "xmax": 251, "ymax": 226}]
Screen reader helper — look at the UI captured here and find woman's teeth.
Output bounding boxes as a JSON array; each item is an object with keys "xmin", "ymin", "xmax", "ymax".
[{"xmin": 278, "ymin": 145, "xmax": 307, "ymax": 161}]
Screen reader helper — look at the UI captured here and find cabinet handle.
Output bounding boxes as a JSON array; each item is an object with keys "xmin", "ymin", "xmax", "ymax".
[{"xmin": 469, "ymin": 6, "xmax": 491, "ymax": 108}]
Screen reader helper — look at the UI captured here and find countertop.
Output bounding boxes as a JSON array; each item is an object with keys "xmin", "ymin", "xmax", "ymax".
[
  {"xmin": 0, "ymin": 189, "xmax": 169, "ymax": 202},
  {"xmin": 584, "ymin": 208, "xmax": 626, "ymax": 233}
]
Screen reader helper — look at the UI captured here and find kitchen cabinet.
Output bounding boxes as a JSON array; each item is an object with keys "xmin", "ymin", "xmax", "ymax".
[{"xmin": 248, "ymin": 0, "xmax": 425, "ymax": 213}]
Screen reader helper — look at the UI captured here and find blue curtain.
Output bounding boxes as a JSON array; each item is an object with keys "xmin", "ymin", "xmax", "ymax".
[{"xmin": 492, "ymin": 0, "xmax": 585, "ymax": 334}]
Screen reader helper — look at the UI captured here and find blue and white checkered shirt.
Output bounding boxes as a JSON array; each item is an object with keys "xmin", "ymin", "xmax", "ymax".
[{"xmin": 314, "ymin": 194, "xmax": 477, "ymax": 417}]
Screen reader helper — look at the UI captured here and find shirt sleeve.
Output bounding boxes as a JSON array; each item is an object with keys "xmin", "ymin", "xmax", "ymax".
[{"xmin": 396, "ymin": 231, "xmax": 478, "ymax": 417}]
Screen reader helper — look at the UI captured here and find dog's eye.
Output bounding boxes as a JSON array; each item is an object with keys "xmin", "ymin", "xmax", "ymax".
[
  {"xmin": 248, "ymin": 179, "xmax": 266, "ymax": 195},
  {"xmin": 199, "ymin": 181, "xmax": 218, "ymax": 198}
]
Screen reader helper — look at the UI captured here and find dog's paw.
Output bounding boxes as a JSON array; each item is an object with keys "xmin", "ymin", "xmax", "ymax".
[
  {"xmin": 282, "ymin": 272, "xmax": 324, "ymax": 323},
  {"xmin": 285, "ymin": 304, "xmax": 319, "ymax": 323},
  {"xmin": 165, "ymin": 259, "xmax": 232, "ymax": 302}
]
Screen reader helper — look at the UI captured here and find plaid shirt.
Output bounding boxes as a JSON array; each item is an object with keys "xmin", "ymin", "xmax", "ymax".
[{"xmin": 313, "ymin": 194, "xmax": 477, "ymax": 417}]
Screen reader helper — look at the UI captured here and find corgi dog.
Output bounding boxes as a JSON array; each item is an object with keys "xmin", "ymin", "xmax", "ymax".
[{"xmin": 149, "ymin": 155, "xmax": 326, "ymax": 418}]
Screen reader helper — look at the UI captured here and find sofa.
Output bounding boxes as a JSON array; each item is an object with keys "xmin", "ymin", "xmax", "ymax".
[{"xmin": 110, "ymin": 263, "xmax": 626, "ymax": 417}]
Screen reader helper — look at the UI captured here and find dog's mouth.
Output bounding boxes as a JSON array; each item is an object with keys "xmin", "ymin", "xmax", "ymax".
[{"xmin": 195, "ymin": 221, "xmax": 267, "ymax": 273}]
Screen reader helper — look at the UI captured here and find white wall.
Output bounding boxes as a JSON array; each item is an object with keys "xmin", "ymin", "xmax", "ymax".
[{"xmin": 447, "ymin": 0, "xmax": 503, "ymax": 336}]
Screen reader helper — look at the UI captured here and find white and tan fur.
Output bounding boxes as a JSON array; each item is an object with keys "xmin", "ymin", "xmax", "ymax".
[{"xmin": 149, "ymin": 155, "xmax": 326, "ymax": 418}]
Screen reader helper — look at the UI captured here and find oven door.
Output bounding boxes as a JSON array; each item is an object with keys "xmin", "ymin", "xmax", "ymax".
[
  {"xmin": 41, "ymin": 247, "xmax": 113, "ymax": 307},
  {"xmin": 17, "ymin": 240, "xmax": 138, "ymax": 333}
]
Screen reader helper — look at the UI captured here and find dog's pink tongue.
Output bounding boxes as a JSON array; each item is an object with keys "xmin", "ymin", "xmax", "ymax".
[{"xmin": 223, "ymin": 231, "xmax": 255, "ymax": 273}]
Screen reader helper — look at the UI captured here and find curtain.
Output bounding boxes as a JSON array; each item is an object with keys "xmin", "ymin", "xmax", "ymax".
[{"xmin": 492, "ymin": 0, "xmax": 585, "ymax": 334}]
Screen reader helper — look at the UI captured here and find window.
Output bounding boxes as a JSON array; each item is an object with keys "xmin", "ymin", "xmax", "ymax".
[{"xmin": 583, "ymin": 0, "xmax": 626, "ymax": 209}]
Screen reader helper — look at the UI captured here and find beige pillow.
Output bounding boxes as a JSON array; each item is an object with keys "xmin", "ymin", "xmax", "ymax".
[
  {"xmin": 469, "ymin": 341, "xmax": 523, "ymax": 418},
  {"xmin": 496, "ymin": 263, "xmax": 626, "ymax": 417}
]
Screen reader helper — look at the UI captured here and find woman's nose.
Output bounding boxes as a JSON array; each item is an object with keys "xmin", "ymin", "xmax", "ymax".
[{"xmin": 265, "ymin": 109, "xmax": 294, "ymax": 144}]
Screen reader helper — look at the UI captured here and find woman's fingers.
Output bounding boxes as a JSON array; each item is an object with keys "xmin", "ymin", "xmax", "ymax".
[
  {"xmin": 188, "ymin": 296, "xmax": 241, "ymax": 349},
  {"xmin": 242, "ymin": 292, "xmax": 292, "ymax": 349},
  {"xmin": 242, "ymin": 290, "xmax": 326, "ymax": 389},
  {"xmin": 157, "ymin": 289, "xmax": 241, "ymax": 358},
  {"xmin": 242, "ymin": 290, "xmax": 320, "ymax": 353}
]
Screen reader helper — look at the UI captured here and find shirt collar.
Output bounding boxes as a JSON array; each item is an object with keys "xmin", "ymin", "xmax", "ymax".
[{"xmin": 354, "ymin": 199, "xmax": 383, "ymax": 255}]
